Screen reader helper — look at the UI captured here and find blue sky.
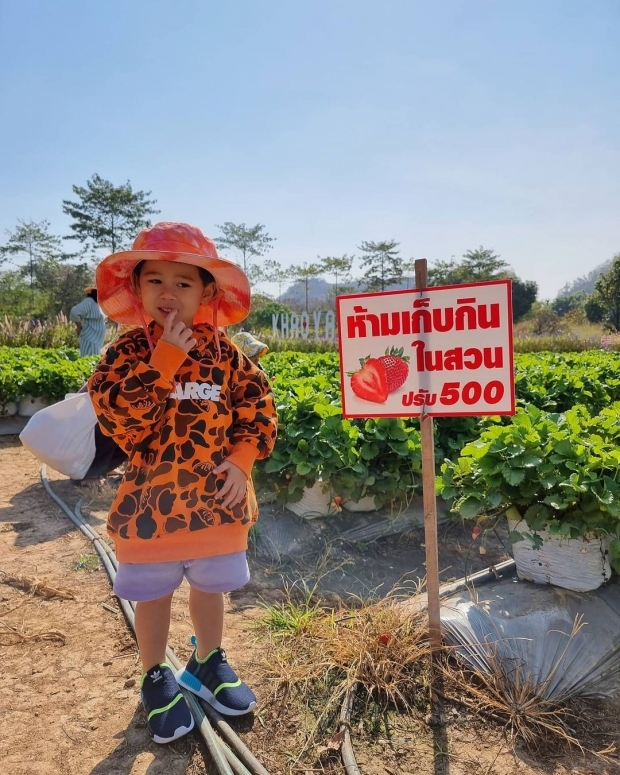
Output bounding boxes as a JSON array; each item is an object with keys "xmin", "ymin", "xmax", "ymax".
[{"xmin": 1, "ymin": 0, "xmax": 619, "ymax": 299}]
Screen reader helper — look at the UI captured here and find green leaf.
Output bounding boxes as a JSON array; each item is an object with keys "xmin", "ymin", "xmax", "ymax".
[
  {"xmin": 501, "ymin": 467, "xmax": 526, "ymax": 485},
  {"xmin": 459, "ymin": 496, "xmax": 484, "ymax": 519}
]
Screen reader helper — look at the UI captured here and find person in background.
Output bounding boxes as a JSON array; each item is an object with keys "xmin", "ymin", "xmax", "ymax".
[
  {"xmin": 69, "ymin": 287, "xmax": 106, "ymax": 356},
  {"xmin": 230, "ymin": 331, "xmax": 269, "ymax": 369}
]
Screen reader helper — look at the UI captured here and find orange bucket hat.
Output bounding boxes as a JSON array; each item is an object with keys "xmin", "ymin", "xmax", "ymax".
[{"xmin": 95, "ymin": 222, "xmax": 251, "ymax": 327}]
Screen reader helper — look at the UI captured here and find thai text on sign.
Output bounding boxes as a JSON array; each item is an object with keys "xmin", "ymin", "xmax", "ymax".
[{"xmin": 337, "ymin": 280, "xmax": 515, "ymax": 418}]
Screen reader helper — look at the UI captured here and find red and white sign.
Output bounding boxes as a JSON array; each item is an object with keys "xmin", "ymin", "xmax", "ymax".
[{"xmin": 337, "ymin": 280, "xmax": 515, "ymax": 418}]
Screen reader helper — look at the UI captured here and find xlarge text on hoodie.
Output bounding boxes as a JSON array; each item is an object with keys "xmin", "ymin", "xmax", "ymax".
[{"xmin": 88, "ymin": 323, "xmax": 277, "ymax": 564}]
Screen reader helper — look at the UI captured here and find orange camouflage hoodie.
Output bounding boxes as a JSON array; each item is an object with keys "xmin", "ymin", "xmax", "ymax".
[{"xmin": 88, "ymin": 322, "xmax": 277, "ymax": 563}]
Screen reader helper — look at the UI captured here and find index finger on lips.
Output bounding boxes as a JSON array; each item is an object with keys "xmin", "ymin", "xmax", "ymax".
[{"xmin": 164, "ymin": 308, "xmax": 178, "ymax": 330}]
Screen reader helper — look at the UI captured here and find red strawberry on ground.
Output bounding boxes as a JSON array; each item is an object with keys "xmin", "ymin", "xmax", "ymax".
[
  {"xmin": 349, "ymin": 357, "xmax": 388, "ymax": 403},
  {"xmin": 377, "ymin": 347, "xmax": 410, "ymax": 393}
]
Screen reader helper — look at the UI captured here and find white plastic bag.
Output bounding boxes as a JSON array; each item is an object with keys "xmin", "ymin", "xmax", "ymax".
[{"xmin": 19, "ymin": 392, "xmax": 97, "ymax": 479}]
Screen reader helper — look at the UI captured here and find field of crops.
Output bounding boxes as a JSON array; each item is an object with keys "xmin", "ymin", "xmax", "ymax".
[
  {"xmin": 0, "ymin": 347, "xmax": 99, "ymax": 408},
  {"xmin": 3, "ymin": 345, "xmax": 620, "ymax": 566},
  {"xmin": 259, "ymin": 351, "xmax": 620, "ymax": 514}
]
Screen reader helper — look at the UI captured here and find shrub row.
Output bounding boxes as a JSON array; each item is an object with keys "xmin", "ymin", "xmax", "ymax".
[{"xmin": 0, "ymin": 347, "xmax": 99, "ymax": 408}]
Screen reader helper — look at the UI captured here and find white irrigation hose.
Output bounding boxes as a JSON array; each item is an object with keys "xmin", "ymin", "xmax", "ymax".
[{"xmin": 40, "ymin": 466, "xmax": 263, "ymax": 775}]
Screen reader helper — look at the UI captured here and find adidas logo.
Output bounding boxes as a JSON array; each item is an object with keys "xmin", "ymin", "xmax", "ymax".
[
  {"xmin": 150, "ymin": 669, "xmax": 162, "ymax": 682},
  {"xmin": 171, "ymin": 382, "xmax": 222, "ymax": 402}
]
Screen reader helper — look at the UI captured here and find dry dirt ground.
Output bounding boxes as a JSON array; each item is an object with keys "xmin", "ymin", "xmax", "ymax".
[{"xmin": 2, "ymin": 434, "xmax": 620, "ymax": 775}]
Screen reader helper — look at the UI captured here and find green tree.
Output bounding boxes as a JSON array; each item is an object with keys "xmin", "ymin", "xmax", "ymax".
[
  {"xmin": 288, "ymin": 262, "xmax": 323, "ymax": 311},
  {"xmin": 461, "ymin": 246, "xmax": 508, "ymax": 280},
  {"xmin": 530, "ymin": 303, "xmax": 563, "ymax": 335},
  {"xmin": 0, "ymin": 270, "xmax": 47, "ymax": 316},
  {"xmin": 358, "ymin": 240, "xmax": 402, "ymax": 292},
  {"xmin": 34, "ymin": 258, "xmax": 95, "ymax": 316},
  {"xmin": 62, "ymin": 174, "xmax": 159, "ymax": 254},
  {"xmin": 511, "ymin": 277, "xmax": 538, "ymax": 321},
  {"xmin": 429, "ymin": 246, "xmax": 508, "ymax": 285},
  {"xmin": 319, "ymin": 254, "xmax": 354, "ymax": 295},
  {"xmin": 215, "ymin": 222, "xmax": 276, "ymax": 285},
  {"xmin": 244, "ymin": 294, "xmax": 293, "ymax": 331},
  {"xmin": 427, "ymin": 257, "xmax": 461, "ymax": 286},
  {"xmin": 589, "ymin": 254, "xmax": 620, "ymax": 331},
  {"xmin": 585, "ymin": 294, "xmax": 605, "ymax": 324},
  {"xmin": 1, "ymin": 219, "xmax": 64, "ymax": 290},
  {"xmin": 551, "ymin": 291, "xmax": 588, "ymax": 318},
  {"xmin": 427, "ymin": 246, "xmax": 536, "ymax": 322}
]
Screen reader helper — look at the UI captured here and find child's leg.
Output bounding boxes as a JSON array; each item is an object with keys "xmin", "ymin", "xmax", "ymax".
[
  {"xmin": 176, "ymin": 554, "xmax": 256, "ymax": 715},
  {"xmin": 188, "ymin": 588, "xmax": 224, "ymax": 658},
  {"xmin": 135, "ymin": 592, "xmax": 174, "ymax": 671},
  {"xmin": 113, "ymin": 559, "xmax": 194, "ymax": 744}
]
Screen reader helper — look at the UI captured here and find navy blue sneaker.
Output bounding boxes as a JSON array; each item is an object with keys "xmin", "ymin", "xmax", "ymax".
[
  {"xmin": 176, "ymin": 647, "xmax": 257, "ymax": 716},
  {"xmin": 140, "ymin": 663, "xmax": 194, "ymax": 744}
]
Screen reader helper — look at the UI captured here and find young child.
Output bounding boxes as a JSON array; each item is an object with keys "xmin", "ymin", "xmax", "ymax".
[{"xmin": 88, "ymin": 222, "xmax": 277, "ymax": 744}]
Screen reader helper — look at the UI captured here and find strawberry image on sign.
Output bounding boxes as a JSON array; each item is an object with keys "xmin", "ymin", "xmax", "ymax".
[
  {"xmin": 377, "ymin": 347, "xmax": 410, "ymax": 392},
  {"xmin": 349, "ymin": 357, "xmax": 389, "ymax": 403}
]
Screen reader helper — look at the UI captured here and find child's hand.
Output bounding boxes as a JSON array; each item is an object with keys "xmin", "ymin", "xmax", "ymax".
[
  {"xmin": 213, "ymin": 460, "xmax": 247, "ymax": 509},
  {"xmin": 160, "ymin": 309, "xmax": 196, "ymax": 353}
]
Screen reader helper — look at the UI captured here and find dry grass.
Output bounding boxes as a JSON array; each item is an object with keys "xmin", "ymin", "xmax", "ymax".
[
  {"xmin": 259, "ymin": 584, "xmax": 433, "ymax": 765},
  {"xmin": 438, "ymin": 615, "xmax": 617, "ymax": 764},
  {"xmin": 0, "ymin": 570, "xmax": 75, "ymax": 600},
  {"xmin": 259, "ymin": 587, "xmax": 619, "ymax": 769}
]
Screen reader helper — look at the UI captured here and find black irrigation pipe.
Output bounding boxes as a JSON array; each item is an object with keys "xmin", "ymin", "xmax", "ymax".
[{"xmin": 41, "ymin": 465, "xmax": 272, "ymax": 775}]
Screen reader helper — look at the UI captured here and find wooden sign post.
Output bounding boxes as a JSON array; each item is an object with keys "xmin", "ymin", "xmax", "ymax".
[
  {"xmin": 336, "ymin": 268, "xmax": 515, "ymax": 650},
  {"xmin": 414, "ymin": 259, "xmax": 441, "ymax": 650}
]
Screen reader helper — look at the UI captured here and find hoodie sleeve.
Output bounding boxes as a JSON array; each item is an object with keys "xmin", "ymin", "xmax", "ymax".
[
  {"xmin": 225, "ymin": 349, "xmax": 278, "ymax": 477},
  {"xmin": 88, "ymin": 334, "xmax": 187, "ymax": 442}
]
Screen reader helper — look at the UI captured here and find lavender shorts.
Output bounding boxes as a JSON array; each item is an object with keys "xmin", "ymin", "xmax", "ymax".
[{"xmin": 113, "ymin": 551, "xmax": 249, "ymax": 602}]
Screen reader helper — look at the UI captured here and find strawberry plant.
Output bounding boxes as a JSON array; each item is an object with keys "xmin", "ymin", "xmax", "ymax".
[
  {"xmin": 0, "ymin": 347, "xmax": 99, "ymax": 403},
  {"xmin": 438, "ymin": 403, "xmax": 620, "ymax": 570},
  {"xmin": 253, "ymin": 375, "xmax": 422, "ymax": 509},
  {"xmin": 0, "ymin": 366, "xmax": 19, "ymax": 412},
  {"xmin": 337, "ymin": 417, "xmax": 422, "ymax": 508},
  {"xmin": 254, "ymin": 377, "xmax": 345, "ymax": 502}
]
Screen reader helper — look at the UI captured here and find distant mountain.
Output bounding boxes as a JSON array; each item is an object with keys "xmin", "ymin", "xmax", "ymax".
[
  {"xmin": 557, "ymin": 259, "xmax": 612, "ymax": 297},
  {"xmin": 279, "ymin": 275, "xmax": 416, "ymax": 308},
  {"xmin": 279, "ymin": 277, "xmax": 333, "ymax": 308}
]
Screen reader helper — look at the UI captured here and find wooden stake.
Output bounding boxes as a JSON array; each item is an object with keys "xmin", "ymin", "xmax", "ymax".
[{"xmin": 414, "ymin": 259, "xmax": 442, "ymax": 651}]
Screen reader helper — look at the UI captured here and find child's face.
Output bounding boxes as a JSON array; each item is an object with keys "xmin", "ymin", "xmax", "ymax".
[{"xmin": 136, "ymin": 260, "xmax": 216, "ymax": 328}]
